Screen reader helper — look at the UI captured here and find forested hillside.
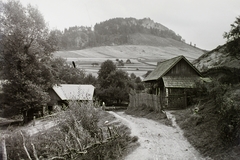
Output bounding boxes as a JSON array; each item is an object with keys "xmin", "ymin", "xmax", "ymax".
[{"xmin": 52, "ymin": 18, "xmax": 183, "ymax": 50}]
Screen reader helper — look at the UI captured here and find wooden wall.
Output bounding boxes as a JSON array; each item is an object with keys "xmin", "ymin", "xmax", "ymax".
[{"xmin": 166, "ymin": 59, "xmax": 199, "ymax": 77}]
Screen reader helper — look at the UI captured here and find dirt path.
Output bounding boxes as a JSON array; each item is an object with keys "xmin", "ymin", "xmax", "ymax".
[{"xmin": 109, "ymin": 111, "xmax": 207, "ymax": 160}]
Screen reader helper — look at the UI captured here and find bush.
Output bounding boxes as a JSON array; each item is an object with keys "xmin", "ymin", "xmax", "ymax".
[
  {"xmin": 218, "ymin": 91, "xmax": 240, "ymax": 146},
  {"xmin": 189, "ymin": 79, "xmax": 240, "ymax": 146}
]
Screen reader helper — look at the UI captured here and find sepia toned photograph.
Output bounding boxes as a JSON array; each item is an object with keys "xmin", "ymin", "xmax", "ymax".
[{"xmin": 0, "ymin": 0, "xmax": 239, "ymax": 159}]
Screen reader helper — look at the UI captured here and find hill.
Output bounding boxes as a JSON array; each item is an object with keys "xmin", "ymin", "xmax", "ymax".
[
  {"xmin": 52, "ymin": 17, "xmax": 205, "ymax": 77},
  {"xmin": 193, "ymin": 45, "xmax": 240, "ymax": 72},
  {"xmin": 52, "ymin": 17, "xmax": 185, "ymax": 50},
  {"xmin": 53, "ymin": 33, "xmax": 204, "ymax": 77}
]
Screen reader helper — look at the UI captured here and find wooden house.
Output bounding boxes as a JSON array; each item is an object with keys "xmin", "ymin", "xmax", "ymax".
[
  {"xmin": 143, "ymin": 55, "xmax": 202, "ymax": 109},
  {"xmin": 47, "ymin": 84, "xmax": 95, "ymax": 112}
]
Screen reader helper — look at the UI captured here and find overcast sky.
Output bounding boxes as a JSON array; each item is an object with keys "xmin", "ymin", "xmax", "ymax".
[{"xmin": 18, "ymin": 0, "xmax": 240, "ymax": 50}]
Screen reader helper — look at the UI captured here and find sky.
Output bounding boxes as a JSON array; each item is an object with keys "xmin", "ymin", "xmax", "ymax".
[{"xmin": 16, "ymin": 0, "xmax": 240, "ymax": 50}]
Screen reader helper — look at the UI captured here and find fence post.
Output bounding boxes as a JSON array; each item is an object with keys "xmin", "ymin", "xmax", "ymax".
[{"xmin": 1, "ymin": 135, "xmax": 7, "ymax": 160}]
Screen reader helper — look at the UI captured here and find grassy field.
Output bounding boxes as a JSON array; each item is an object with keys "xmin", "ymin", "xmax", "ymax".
[{"xmin": 53, "ymin": 42, "xmax": 204, "ymax": 77}]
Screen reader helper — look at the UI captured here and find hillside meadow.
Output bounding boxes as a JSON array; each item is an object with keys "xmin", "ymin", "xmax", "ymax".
[{"xmin": 53, "ymin": 41, "xmax": 204, "ymax": 77}]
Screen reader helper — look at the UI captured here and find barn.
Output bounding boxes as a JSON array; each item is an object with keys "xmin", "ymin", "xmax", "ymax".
[
  {"xmin": 143, "ymin": 55, "xmax": 202, "ymax": 109},
  {"xmin": 48, "ymin": 84, "xmax": 95, "ymax": 112}
]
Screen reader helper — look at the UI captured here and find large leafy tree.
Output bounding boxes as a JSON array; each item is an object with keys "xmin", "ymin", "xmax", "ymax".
[
  {"xmin": 0, "ymin": 0, "xmax": 57, "ymax": 122},
  {"xmin": 96, "ymin": 60, "xmax": 130, "ymax": 104},
  {"xmin": 97, "ymin": 60, "xmax": 117, "ymax": 88},
  {"xmin": 224, "ymin": 16, "xmax": 240, "ymax": 60}
]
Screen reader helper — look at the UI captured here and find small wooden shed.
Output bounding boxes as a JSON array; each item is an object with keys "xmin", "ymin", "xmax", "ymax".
[
  {"xmin": 48, "ymin": 84, "xmax": 95, "ymax": 112},
  {"xmin": 143, "ymin": 55, "xmax": 202, "ymax": 109}
]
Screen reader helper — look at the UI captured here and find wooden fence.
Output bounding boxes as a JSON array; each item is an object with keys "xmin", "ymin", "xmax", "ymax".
[
  {"xmin": 128, "ymin": 91, "xmax": 161, "ymax": 112},
  {"xmin": 129, "ymin": 90, "xmax": 187, "ymax": 111}
]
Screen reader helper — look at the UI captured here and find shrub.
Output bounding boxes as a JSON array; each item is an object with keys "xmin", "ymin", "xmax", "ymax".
[
  {"xmin": 189, "ymin": 79, "xmax": 240, "ymax": 146},
  {"xmin": 218, "ymin": 91, "xmax": 240, "ymax": 146}
]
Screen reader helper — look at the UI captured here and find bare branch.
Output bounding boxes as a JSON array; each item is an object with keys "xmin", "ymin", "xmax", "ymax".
[
  {"xmin": 20, "ymin": 131, "xmax": 32, "ymax": 160},
  {"xmin": 30, "ymin": 142, "xmax": 39, "ymax": 160}
]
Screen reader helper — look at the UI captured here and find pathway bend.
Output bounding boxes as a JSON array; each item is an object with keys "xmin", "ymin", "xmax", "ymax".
[{"xmin": 109, "ymin": 111, "xmax": 208, "ymax": 160}]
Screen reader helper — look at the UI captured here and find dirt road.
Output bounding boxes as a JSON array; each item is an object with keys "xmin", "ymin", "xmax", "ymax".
[{"xmin": 109, "ymin": 111, "xmax": 207, "ymax": 160}]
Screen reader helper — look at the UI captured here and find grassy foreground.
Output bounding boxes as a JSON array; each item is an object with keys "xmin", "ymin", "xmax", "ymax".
[{"xmin": 2, "ymin": 102, "xmax": 138, "ymax": 160}]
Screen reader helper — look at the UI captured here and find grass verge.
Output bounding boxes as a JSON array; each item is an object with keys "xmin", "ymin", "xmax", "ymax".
[{"xmin": 172, "ymin": 101, "xmax": 240, "ymax": 160}]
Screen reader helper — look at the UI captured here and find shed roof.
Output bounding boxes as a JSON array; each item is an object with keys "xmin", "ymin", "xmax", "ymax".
[
  {"xmin": 52, "ymin": 84, "xmax": 95, "ymax": 101},
  {"xmin": 143, "ymin": 55, "xmax": 201, "ymax": 82},
  {"xmin": 162, "ymin": 76, "xmax": 199, "ymax": 88}
]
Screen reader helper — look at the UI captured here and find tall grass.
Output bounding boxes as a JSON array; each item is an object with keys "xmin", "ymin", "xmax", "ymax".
[{"xmin": 4, "ymin": 101, "xmax": 138, "ymax": 160}]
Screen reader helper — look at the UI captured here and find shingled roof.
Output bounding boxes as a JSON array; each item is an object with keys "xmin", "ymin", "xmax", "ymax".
[
  {"xmin": 143, "ymin": 55, "xmax": 201, "ymax": 82},
  {"xmin": 162, "ymin": 76, "xmax": 199, "ymax": 88}
]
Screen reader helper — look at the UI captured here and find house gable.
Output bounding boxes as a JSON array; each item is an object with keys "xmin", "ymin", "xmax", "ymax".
[
  {"xmin": 143, "ymin": 55, "xmax": 201, "ymax": 82},
  {"xmin": 165, "ymin": 59, "xmax": 200, "ymax": 77}
]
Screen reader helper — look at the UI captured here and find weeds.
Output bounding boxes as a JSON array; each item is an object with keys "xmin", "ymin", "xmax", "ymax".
[
  {"xmin": 188, "ymin": 79, "xmax": 240, "ymax": 146},
  {"xmin": 4, "ymin": 101, "xmax": 136, "ymax": 160},
  {"xmin": 174, "ymin": 81, "xmax": 240, "ymax": 159}
]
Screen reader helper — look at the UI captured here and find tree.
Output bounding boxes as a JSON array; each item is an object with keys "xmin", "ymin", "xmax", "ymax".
[
  {"xmin": 98, "ymin": 60, "xmax": 116, "ymax": 88},
  {"xmin": 106, "ymin": 70, "xmax": 129, "ymax": 88},
  {"xmin": 96, "ymin": 60, "xmax": 130, "ymax": 104},
  {"xmin": 106, "ymin": 70, "xmax": 130, "ymax": 103},
  {"xmin": 117, "ymin": 59, "xmax": 124, "ymax": 66},
  {"xmin": 50, "ymin": 58, "xmax": 86, "ymax": 84},
  {"xmin": 0, "ymin": 0, "xmax": 57, "ymax": 122},
  {"xmin": 130, "ymin": 73, "xmax": 137, "ymax": 79},
  {"xmin": 129, "ymin": 74, "xmax": 145, "ymax": 91},
  {"xmin": 223, "ymin": 16, "xmax": 240, "ymax": 60},
  {"xmin": 83, "ymin": 73, "xmax": 97, "ymax": 85}
]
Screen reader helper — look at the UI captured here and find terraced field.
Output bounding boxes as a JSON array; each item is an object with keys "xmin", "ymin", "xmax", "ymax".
[{"xmin": 53, "ymin": 44, "xmax": 204, "ymax": 77}]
